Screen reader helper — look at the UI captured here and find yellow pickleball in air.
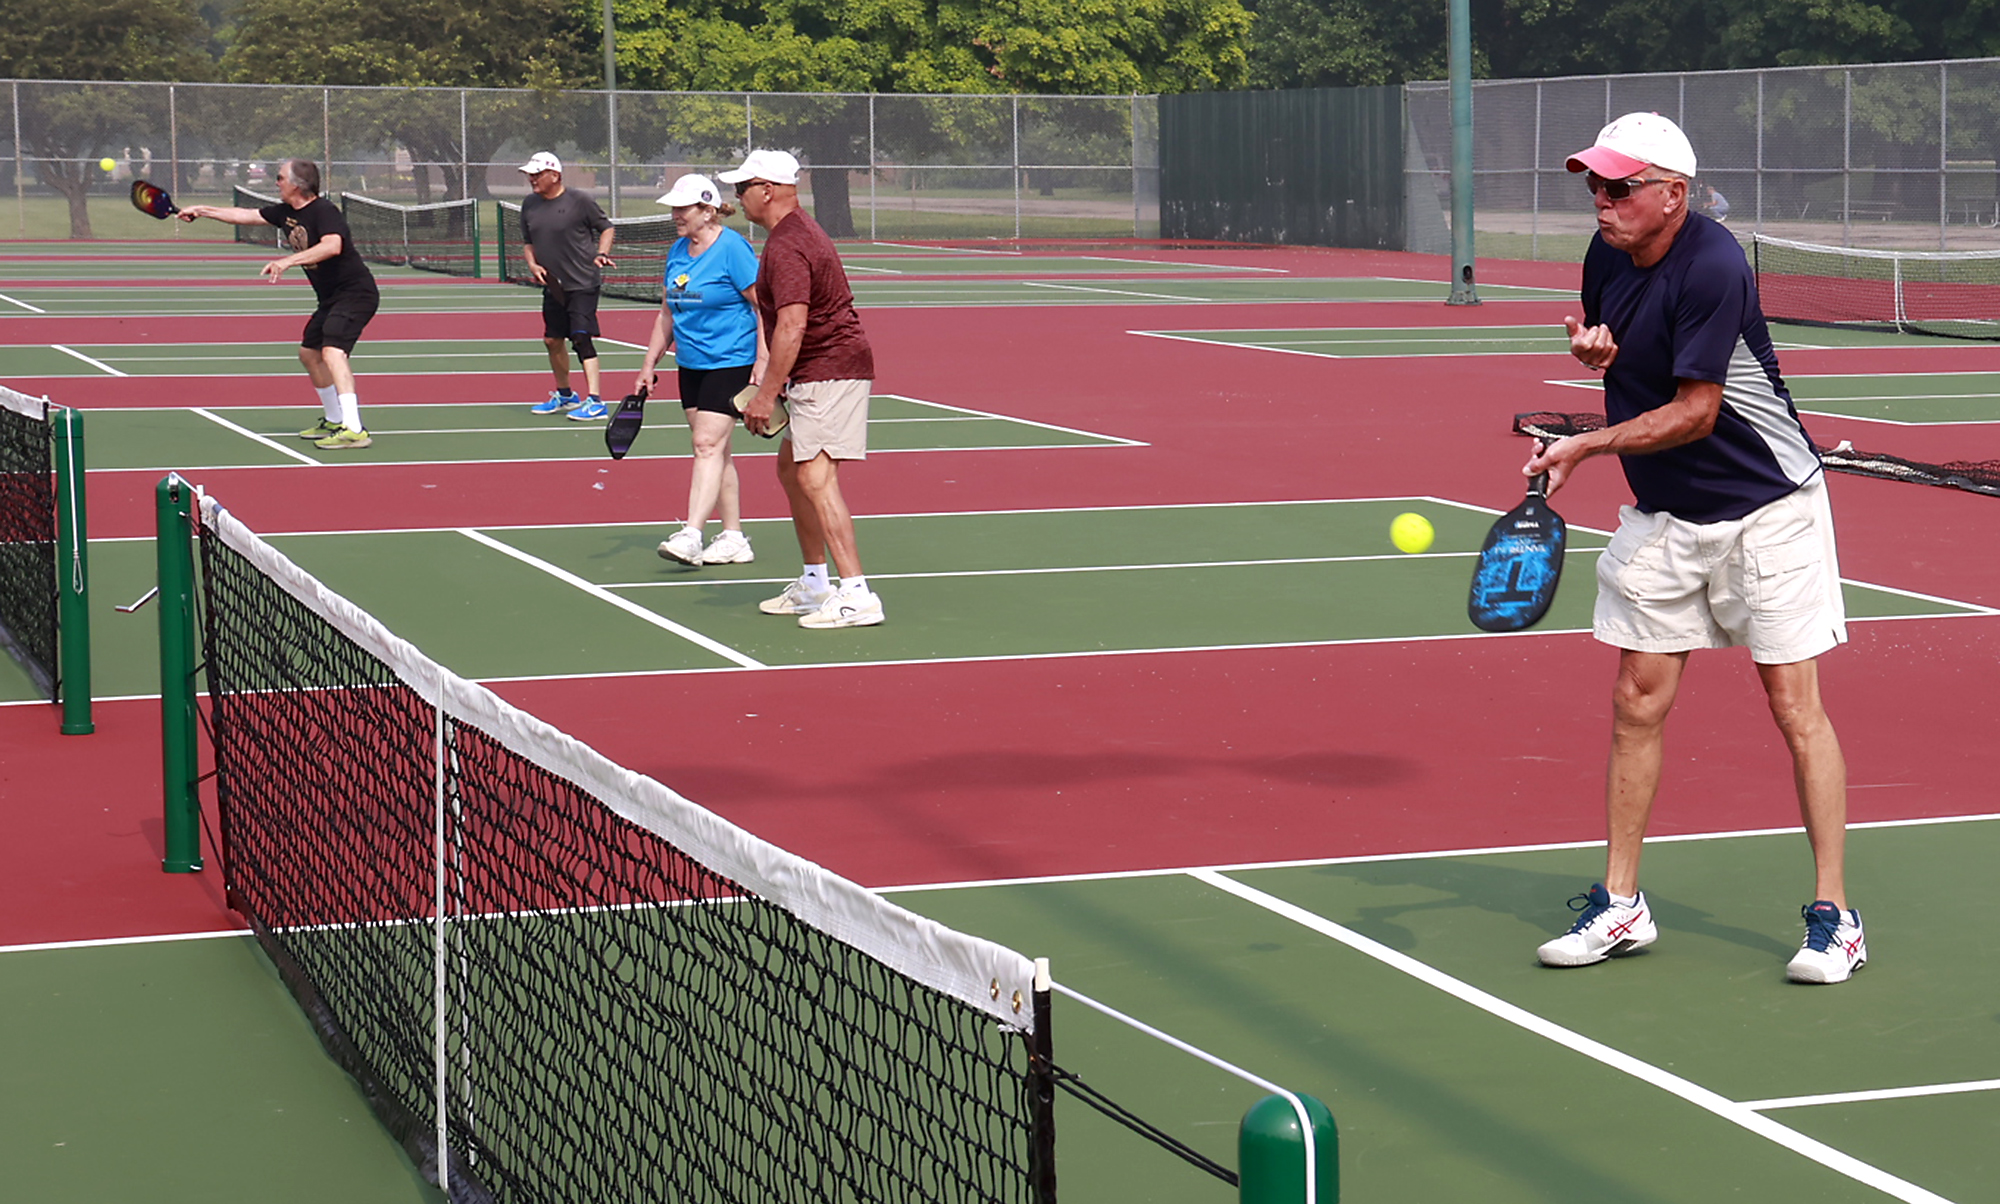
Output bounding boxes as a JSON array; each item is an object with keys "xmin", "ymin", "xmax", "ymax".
[
  {"xmin": 1390, "ymin": 512, "xmax": 1435, "ymax": 554},
  {"xmin": 99, "ymin": 157, "xmax": 116, "ymax": 172}
]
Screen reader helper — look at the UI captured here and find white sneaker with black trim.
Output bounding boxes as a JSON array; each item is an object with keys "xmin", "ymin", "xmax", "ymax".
[
  {"xmin": 1537, "ymin": 884, "xmax": 1657, "ymax": 967},
  {"xmin": 798, "ymin": 588, "xmax": 885, "ymax": 630},
  {"xmin": 1786, "ymin": 901, "xmax": 1866, "ymax": 984}
]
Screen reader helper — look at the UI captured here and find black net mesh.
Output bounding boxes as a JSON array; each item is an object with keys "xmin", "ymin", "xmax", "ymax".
[
  {"xmin": 0, "ymin": 392, "xmax": 57, "ymax": 699},
  {"xmin": 232, "ymin": 186, "xmax": 286, "ymax": 250},
  {"xmin": 1513, "ymin": 411, "xmax": 2000, "ymax": 499},
  {"xmin": 1753, "ymin": 235, "xmax": 2000, "ymax": 341},
  {"xmin": 343, "ymin": 194, "xmax": 481, "ymax": 276},
  {"xmin": 195, "ymin": 523, "xmax": 1044, "ymax": 1204}
]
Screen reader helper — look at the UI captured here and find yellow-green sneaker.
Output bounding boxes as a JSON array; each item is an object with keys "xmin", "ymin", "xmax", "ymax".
[
  {"xmin": 314, "ymin": 426, "xmax": 373, "ymax": 450},
  {"xmin": 298, "ymin": 417, "xmax": 342, "ymax": 440}
]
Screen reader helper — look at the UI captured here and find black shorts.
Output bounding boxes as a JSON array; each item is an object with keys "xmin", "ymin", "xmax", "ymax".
[
  {"xmin": 542, "ymin": 286, "xmax": 602, "ymax": 342},
  {"xmin": 301, "ymin": 287, "xmax": 380, "ymax": 353},
  {"xmin": 679, "ymin": 364, "xmax": 755, "ymax": 418}
]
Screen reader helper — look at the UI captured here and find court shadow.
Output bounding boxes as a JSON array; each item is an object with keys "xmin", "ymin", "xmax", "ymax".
[{"xmin": 1311, "ymin": 857, "xmax": 1795, "ymax": 961}]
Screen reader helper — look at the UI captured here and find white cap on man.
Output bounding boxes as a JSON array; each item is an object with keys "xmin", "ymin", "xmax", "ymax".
[
  {"xmin": 657, "ymin": 173, "xmax": 722, "ymax": 208},
  {"xmin": 1566, "ymin": 113, "xmax": 1697, "ymax": 179},
  {"xmin": 718, "ymin": 149, "xmax": 801, "ymax": 186},
  {"xmin": 517, "ymin": 151, "xmax": 563, "ymax": 175}
]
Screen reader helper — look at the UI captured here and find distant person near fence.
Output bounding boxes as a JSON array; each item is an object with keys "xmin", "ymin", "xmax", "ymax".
[{"xmin": 518, "ymin": 152, "xmax": 617, "ymax": 421}]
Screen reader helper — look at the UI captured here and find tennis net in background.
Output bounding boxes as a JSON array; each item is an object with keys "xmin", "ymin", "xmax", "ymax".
[
  {"xmin": 1752, "ymin": 235, "xmax": 2000, "ymax": 341},
  {"xmin": 191, "ymin": 493, "xmax": 1051, "ymax": 1204},
  {"xmin": 0, "ymin": 386, "xmax": 57, "ymax": 698},
  {"xmin": 343, "ymin": 194, "xmax": 480, "ymax": 277},
  {"xmin": 497, "ymin": 201, "xmax": 677, "ymax": 304},
  {"xmin": 1513, "ymin": 411, "xmax": 2000, "ymax": 498},
  {"xmin": 231, "ymin": 185, "xmax": 285, "ymax": 250}
]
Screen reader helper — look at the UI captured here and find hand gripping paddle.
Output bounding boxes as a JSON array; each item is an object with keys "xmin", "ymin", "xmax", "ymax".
[
  {"xmin": 129, "ymin": 179, "xmax": 181, "ymax": 219},
  {"xmin": 732, "ymin": 384, "xmax": 788, "ymax": 438},
  {"xmin": 1467, "ymin": 442, "xmax": 1567, "ymax": 632},
  {"xmin": 605, "ymin": 384, "xmax": 647, "ymax": 459}
]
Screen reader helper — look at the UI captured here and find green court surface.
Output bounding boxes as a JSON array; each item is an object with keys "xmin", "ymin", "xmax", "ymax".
[
  {"xmin": 1544, "ymin": 372, "xmax": 2000, "ymax": 426},
  {"xmin": 1137, "ymin": 323, "xmax": 1985, "ymax": 361},
  {"xmin": 48, "ymin": 395, "xmax": 1134, "ymax": 471},
  {"xmin": 4, "ymin": 501, "xmax": 1979, "ymax": 704},
  {"xmin": 0, "ymin": 339, "xmax": 653, "ymax": 379},
  {"xmin": 8, "ymin": 819, "xmax": 1990, "ymax": 1202},
  {"xmin": 0, "ymin": 280, "xmax": 621, "ymax": 318}
]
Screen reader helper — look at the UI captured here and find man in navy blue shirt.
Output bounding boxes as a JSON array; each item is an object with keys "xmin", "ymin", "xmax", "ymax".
[{"xmin": 1526, "ymin": 113, "xmax": 1865, "ymax": 985}]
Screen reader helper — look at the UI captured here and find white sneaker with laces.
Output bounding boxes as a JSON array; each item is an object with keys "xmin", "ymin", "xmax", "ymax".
[
  {"xmin": 656, "ymin": 528, "xmax": 704, "ymax": 565},
  {"xmin": 759, "ymin": 578, "xmax": 835, "ymax": 615},
  {"xmin": 701, "ymin": 530, "xmax": 755, "ymax": 565},
  {"xmin": 798, "ymin": 588, "xmax": 885, "ymax": 630},
  {"xmin": 1786, "ymin": 901, "xmax": 1866, "ymax": 984},
  {"xmin": 1537, "ymin": 884, "xmax": 1657, "ymax": 967}
]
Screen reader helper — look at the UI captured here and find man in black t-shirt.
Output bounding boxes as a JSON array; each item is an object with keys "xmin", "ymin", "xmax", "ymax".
[
  {"xmin": 178, "ymin": 158, "xmax": 380, "ymax": 450},
  {"xmin": 517, "ymin": 152, "xmax": 617, "ymax": 420}
]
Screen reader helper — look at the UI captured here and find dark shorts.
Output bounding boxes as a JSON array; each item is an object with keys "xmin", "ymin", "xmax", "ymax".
[
  {"xmin": 542, "ymin": 287, "xmax": 602, "ymax": 342},
  {"xmin": 679, "ymin": 364, "xmax": 755, "ymax": 418},
  {"xmin": 300, "ymin": 288, "xmax": 380, "ymax": 353}
]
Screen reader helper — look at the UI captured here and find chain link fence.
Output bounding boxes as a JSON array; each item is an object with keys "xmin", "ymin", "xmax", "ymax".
[
  {"xmin": 2, "ymin": 79, "xmax": 1160, "ymax": 242},
  {"xmin": 1408, "ymin": 56, "xmax": 2000, "ymax": 260}
]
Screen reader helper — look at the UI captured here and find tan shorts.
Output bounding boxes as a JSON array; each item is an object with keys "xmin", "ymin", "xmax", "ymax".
[
  {"xmin": 783, "ymin": 379, "xmax": 871, "ymax": 461},
  {"xmin": 1593, "ymin": 476, "xmax": 1847, "ymax": 664}
]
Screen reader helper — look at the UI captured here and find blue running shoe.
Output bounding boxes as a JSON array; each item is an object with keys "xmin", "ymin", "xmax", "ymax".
[
  {"xmin": 531, "ymin": 391, "xmax": 581, "ymax": 414},
  {"xmin": 567, "ymin": 397, "xmax": 608, "ymax": 421}
]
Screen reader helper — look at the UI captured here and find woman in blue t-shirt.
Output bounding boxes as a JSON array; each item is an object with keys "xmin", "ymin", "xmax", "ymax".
[{"xmin": 636, "ymin": 174, "xmax": 766, "ymax": 567}]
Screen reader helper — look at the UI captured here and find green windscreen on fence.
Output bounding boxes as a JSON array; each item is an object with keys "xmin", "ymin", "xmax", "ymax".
[{"xmin": 1159, "ymin": 87, "xmax": 1404, "ymax": 250}]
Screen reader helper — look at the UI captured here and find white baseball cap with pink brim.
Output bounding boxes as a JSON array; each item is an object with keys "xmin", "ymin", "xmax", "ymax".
[{"xmin": 1565, "ymin": 113, "xmax": 1697, "ymax": 179}]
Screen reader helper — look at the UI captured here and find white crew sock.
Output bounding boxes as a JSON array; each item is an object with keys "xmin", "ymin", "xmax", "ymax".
[
  {"xmin": 801, "ymin": 564, "xmax": 830, "ymax": 589},
  {"xmin": 839, "ymin": 575, "xmax": 869, "ymax": 595},
  {"xmin": 315, "ymin": 384, "xmax": 340, "ymax": 421},
  {"xmin": 1609, "ymin": 890, "xmax": 1639, "ymax": 908},
  {"xmin": 338, "ymin": 393, "xmax": 361, "ymax": 431}
]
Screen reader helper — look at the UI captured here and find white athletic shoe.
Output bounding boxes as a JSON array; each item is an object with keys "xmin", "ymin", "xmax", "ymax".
[
  {"xmin": 798, "ymin": 588, "xmax": 885, "ymax": 630},
  {"xmin": 759, "ymin": 578, "xmax": 835, "ymax": 615},
  {"xmin": 701, "ymin": 530, "xmax": 755, "ymax": 565},
  {"xmin": 656, "ymin": 528, "xmax": 704, "ymax": 565},
  {"xmin": 1537, "ymin": 884, "xmax": 1658, "ymax": 967},
  {"xmin": 1786, "ymin": 901, "xmax": 1867, "ymax": 984}
]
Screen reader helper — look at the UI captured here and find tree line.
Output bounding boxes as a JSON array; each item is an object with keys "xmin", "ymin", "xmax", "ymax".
[{"xmin": 4, "ymin": 0, "xmax": 1998, "ymax": 95}]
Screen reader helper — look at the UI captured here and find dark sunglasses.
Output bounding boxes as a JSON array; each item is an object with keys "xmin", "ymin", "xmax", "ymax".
[
  {"xmin": 732, "ymin": 180, "xmax": 771, "ymax": 197},
  {"xmin": 1585, "ymin": 172, "xmax": 1674, "ymax": 201}
]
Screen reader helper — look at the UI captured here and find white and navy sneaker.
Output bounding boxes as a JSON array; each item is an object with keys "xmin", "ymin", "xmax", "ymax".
[
  {"xmin": 1786, "ymin": 901, "xmax": 1867, "ymax": 984},
  {"xmin": 798, "ymin": 588, "xmax": 885, "ymax": 630},
  {"xmin": 1537, "ymin": 884, "xmax": 1658, "ymax": 967}
]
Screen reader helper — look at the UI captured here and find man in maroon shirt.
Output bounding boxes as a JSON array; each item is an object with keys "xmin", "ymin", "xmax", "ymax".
[{"xmin": 720, "ymin": 149, "xmax": 884, "ymax": 629}]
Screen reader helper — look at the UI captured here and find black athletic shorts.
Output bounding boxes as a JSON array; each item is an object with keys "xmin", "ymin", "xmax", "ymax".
[
  {"xmin": 300, "ymin": 286, "xmax": 381, "ymax": 353},
  {"xmin": 679, "ymin": 363, "xmax": 755, "ymax": 418},
  {"xmin": 542, "ymin": 286, "xmax": 602, "ymax": 341}
]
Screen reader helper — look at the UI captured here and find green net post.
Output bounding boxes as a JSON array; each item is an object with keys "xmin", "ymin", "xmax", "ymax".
[
  {"xmin": 494, "ymin": 201, "xmax": 506, "ymax": 283},
  {"xmin": 158, "ymin": 473, "xmax": 202, "ymax": 873},
  {"xmin": 1239, "ymin": 1092, "xmax": 1337, "ymax": 1204},
  {"xmin": 472, "ymin": 196, "xmax": 482, "ymax": 280},
  {"xmin": 53, "ymin": 407, "xmax": 92, "ymax": 735},
  {"xmin": 1446, "ymin": 0, "xmax": 1480, "ymax": 306}
]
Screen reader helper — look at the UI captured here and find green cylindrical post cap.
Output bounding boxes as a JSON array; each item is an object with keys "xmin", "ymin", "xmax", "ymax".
[{"xmin": 1239, "ymin": 1092, "xmax": 1337, "ymax": 1203}]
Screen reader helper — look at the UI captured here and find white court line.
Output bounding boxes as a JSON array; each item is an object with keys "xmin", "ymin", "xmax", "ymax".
[
  {"xmin": 1076, "ymin": 254, "xmax": 1289, "ymax": 274},
  {"xmin": 50, "ymin": 344, "xmax": 127, "ymax": 375},
  {"xmin": 876, "ymin": 392, "xmax": 1149, "ymax": 446},
  {"xmin": 1744, "ymin": 1079, "xmax": 2000, "ymax": 1111},
  {"xmin": 191, "ymin": 407, "xmax": 322, "ymax": 466},
  {"xmin": 1022, "ymin": 280, "xmax": 1218, "ymax": 303},
  {"xmin": 1192, "ymin": 869, "xmax": 1957, "ymax": 1204},
  {"xmin": 0, "ymin": 292, "xmax": 47, "ymax": 313},
  {"xmin": 455, "ymin": 528, "xmax": 764, "ymax": 669}
]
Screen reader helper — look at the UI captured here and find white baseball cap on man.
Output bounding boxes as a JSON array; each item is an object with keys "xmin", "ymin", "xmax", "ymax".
[
  {"xmin": 718, "ymin": 149, "xmax": 801, "ymax": 186},
  {"xmin": 657, "ymin": 173, "xmax": 723, "ymax": 208},
  {"xmin": 1566, "ymin": 113, "xmax": 1697, "ymax": 179},
  {"xmin": 517, "ymin": 151, "xmax": 563, "ymax": 175}
]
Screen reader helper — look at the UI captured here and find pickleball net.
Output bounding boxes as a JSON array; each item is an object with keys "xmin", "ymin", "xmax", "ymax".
[
  {"xmin": 1752, "ymin": 234, "xmax": 2000, "ymax": 341},
  {"xmin": 231, "ymin": 185, "xmax": 286, "ymax": 249},
  {"xmin": 0, "ymin": 386, "xmax": 58, "ymax": 698},
  {"xmin": 188, "ymin": 493, "xmax": 1054, "ymax": 1203},
  {"xmin": 342, "ymin": 193, "xmax": 481, "ymax": 277},
  {"xmin": 1514, "ymin": 411, "xmax": 2000, "ymax": 498},
  {"xmin": 497, "ymin": 201, "xmax": 677, "ymax": 304}
]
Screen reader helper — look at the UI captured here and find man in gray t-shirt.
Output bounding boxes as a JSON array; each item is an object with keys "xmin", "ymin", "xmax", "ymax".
[{"xmin": 518, "ymin": 152, "xmax": 617, "ymax": 419}]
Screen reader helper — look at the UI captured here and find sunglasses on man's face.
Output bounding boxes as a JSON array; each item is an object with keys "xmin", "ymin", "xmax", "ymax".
[
  {"xmin": 733, "ymin": 180, "xmax": 771, "ymax": 198},
  {"xmin": 1585, "ymin": 173, "xmax": 1674, "ymax": 201}
]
